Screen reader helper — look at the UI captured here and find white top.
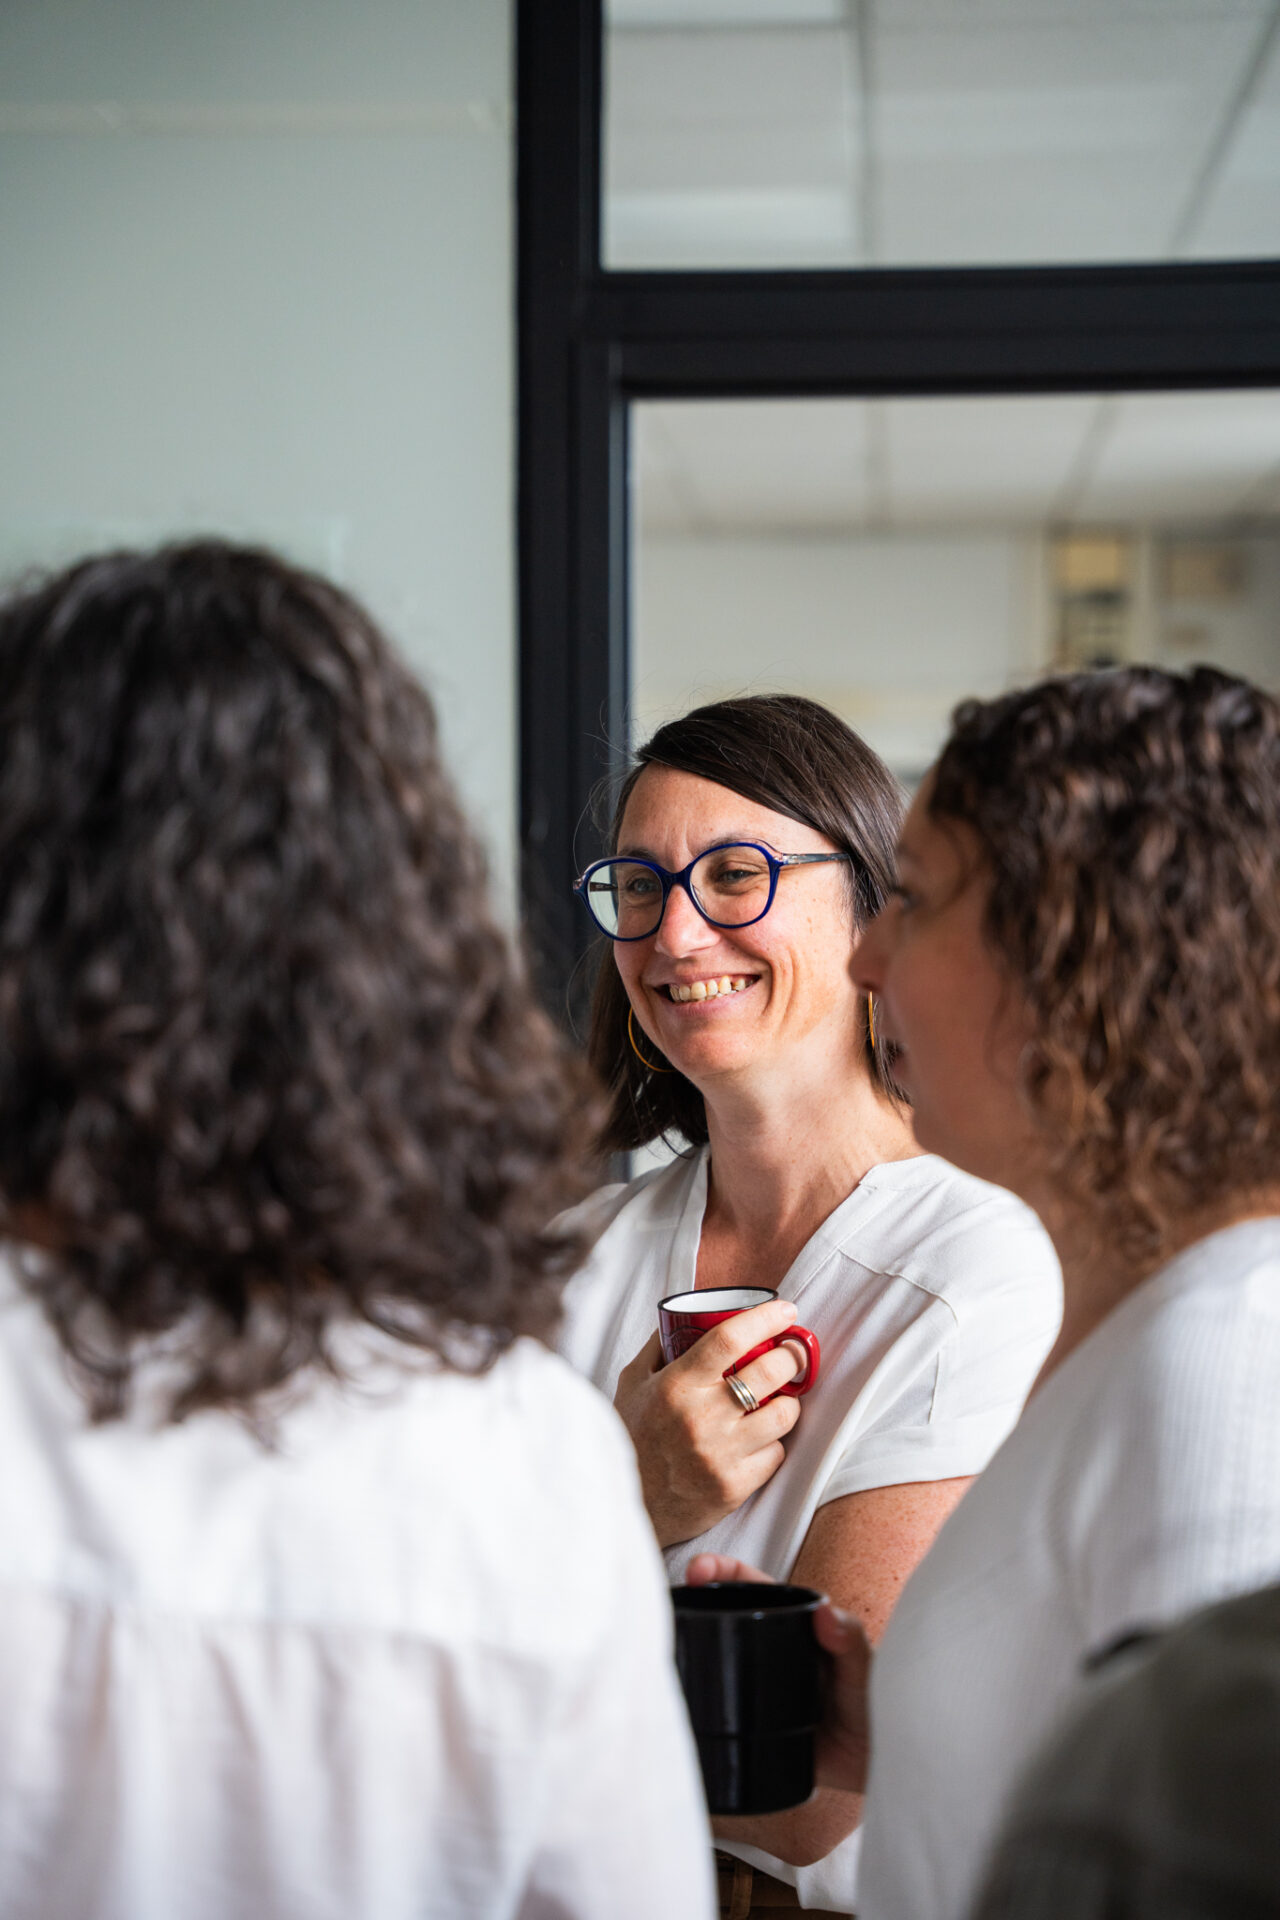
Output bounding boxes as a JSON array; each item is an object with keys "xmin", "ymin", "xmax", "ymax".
[
  {"xmin": 858, "ymin": 1215, "xmax": 1280, "ymax": 1920},
  {"xmin": 556, "ymin": 1147, "xmax": 1061, "ymax": 1913},
  {"xmin": 0, "ymin": 1260, "xmax": 715, "ymax": 1920}
]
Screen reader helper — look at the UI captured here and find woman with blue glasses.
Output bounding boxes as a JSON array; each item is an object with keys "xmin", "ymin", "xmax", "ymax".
[{"xmin": 555, "ymin": 693, "xmax": 1062, "ymax": 1918}]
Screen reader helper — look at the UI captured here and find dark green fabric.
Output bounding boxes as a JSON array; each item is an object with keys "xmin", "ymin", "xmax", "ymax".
[{"xmin": 970, "ymin": 1582, "xmax": 1280, "ymax": 1919}]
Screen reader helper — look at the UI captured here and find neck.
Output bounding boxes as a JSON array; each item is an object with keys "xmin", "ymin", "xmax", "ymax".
[
  {"xmin": 700, "ymin": 1052, "xmax": 920, "ymax": 1253},
  {"xmin": 1032, "ymin": 1182, "xmax": 1280, "ymax": 1392}
]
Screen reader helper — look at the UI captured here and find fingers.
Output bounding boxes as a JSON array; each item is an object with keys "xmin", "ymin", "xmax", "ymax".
[
  {"xmin": 723, "ymin": 1384, "xmax": 801, "ymax": 1456},
  {"xmin": 728, "ymin": 1343, "xmax": 806, "ymax": 1410},
  {"xmin": 685, "ymin": 1553, "xmax": 777, "ymax": 1587},
  {"xmin": 694, "ymin": 1298, "xmax": 798, "ymax": 1376},
  {"xmin": 814, "ymin": 1600, "xmax": 859, "ymax": 1656}
]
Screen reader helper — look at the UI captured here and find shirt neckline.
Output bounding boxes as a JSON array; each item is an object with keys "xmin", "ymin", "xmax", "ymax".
[{"xmin": 663, "ymin": 1144, "xmax": 946, "ymax": 1307}]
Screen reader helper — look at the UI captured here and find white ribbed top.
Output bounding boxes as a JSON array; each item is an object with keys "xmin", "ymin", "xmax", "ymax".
[{"xmin": 858, "ymin": 1215, "xmax": 1280, "ymax": 1920}]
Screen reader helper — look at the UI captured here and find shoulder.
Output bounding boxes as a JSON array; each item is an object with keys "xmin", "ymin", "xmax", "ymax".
[
  {"xmin": 1071, "ymin": 1217, "xmax": 1280, "ymax": 1454},
  {"xmin": 841, "ymin": 1155, "xmax": 1061, "ymax": 1325},
  {"xmin": 556, "ymin": 1150, "xmax": 703, "ymax": 1297},
  {"xmin": 351, "ymin": 1336, "xmax": 641, "ymax": 1496},
  {"xmin": 280, "ymin": 1338, "xmax": 663, "ymax": 1642},
  {"xmin": 555, "ymin": 1148, "xmax": 699, "ymax": 1245}
]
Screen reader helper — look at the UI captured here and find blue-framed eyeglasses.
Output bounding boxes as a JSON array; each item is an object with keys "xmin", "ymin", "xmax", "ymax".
[{"xmin": 573, "ymin": 841, "xmax": 851, "ymax": 942}]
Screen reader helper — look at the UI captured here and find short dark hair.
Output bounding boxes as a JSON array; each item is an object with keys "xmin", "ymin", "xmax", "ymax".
[
  {"xmin": 929, "ymin": 665, "xmax": 1280, "ymax": 1261},
  {"xmin": 587, "ymin": 693, "xmax": 905, "ymax": 1154},
  {"xmin": 0, "ymin": 541, "xmax": 597, "ymax": 1420}
]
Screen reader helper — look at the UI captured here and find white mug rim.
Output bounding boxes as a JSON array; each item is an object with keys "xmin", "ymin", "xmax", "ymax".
[{"xmin": 659, "ymin": 1286, "xmax": 776, "ymax": 1315}]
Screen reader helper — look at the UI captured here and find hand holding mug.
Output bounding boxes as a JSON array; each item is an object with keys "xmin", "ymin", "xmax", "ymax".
[
  {"xmin": 658, "ymin": 1287, "xmax": 821, "ymax": 1399},
  {"xmin": 685, "ymin": 1553, "xmax": 871, "ymax": 1799},
  {"xmin": 614, "ymin": 1295, "xmax": 817, "ymax": 1550}
]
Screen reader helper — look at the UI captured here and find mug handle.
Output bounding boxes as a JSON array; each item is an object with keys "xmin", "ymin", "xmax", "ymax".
[
  {"xmin": 727, "ymin": 1325, "xmax": 821, "ymax": 1400},
  {"xmin": 772, "ymin": 1324, "xmax": 820, "ymax": 1397}
]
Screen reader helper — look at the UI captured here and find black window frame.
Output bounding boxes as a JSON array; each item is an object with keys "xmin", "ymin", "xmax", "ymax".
[{"xmin": 517, "ymin": 0, "xmax": 1280, "ymax": 1023}]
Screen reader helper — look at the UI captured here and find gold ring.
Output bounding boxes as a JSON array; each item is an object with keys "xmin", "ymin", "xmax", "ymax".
[{"xmin": 725, "ymin": 1372, "xmax": 759, "ymax": 1415}]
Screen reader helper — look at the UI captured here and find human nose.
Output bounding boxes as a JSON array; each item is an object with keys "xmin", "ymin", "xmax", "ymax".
[{"xmin": 653, "ymin": 878, "xmax": 719, "ymax": 956}]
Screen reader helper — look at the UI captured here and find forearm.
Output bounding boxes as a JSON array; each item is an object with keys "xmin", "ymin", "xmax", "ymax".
[{"xmin": 711, "ymin": 1787, "xmax": 863, "ymax": 1868}]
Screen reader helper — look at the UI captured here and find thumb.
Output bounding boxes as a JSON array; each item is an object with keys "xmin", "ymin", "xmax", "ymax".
[{"xmin": 814, "ymin": 1599, "xmax": 860, "ymax": 1655}]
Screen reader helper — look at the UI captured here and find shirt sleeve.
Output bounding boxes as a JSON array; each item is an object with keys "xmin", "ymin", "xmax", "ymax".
[
  {"xmin": 818, "ymin": 1230, "xmax": 1062, "ymax": 1505},
  {"xmin": 517, "ymin": 1424, "xmax": 716, "ymax": 1920}
]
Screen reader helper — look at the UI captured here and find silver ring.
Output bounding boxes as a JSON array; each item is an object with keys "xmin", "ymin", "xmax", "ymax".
[{"xmin": 725, "ymin": 1372, "xmax": 759, "ymax": 1415}]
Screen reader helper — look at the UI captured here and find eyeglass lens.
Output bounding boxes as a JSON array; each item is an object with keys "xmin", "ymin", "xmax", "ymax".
[{"xmin": 586, "ymin": 845, "xmax": 774, "ymax": 938}]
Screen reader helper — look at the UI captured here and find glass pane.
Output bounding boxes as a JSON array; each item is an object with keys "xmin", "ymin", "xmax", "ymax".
[
  {"xmin": 630, "ymin": 390, "xmax": 1280, "ymax": 784},
  {"xmin": 604, "ymin": 1, "xmax": 1280, "ymax": 269}
]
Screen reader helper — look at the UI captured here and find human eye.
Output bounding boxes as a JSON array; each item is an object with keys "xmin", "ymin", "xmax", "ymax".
[
  {"xmin": 620, "ymin": 867, "xmax": 661, "ymax": 899},
  {"xmin": 702, "ymin": 849, "xmax": 769, "ymax": 891}
]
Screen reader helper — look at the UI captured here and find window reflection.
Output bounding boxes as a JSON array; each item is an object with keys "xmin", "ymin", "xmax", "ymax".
[
  {"xmin": 630, "ymin": 392, "xmax": 1280, "ymax": 784},
  {"xmin": 604, "ymin": 2, "xmax": 1280, "ymax": 270}
]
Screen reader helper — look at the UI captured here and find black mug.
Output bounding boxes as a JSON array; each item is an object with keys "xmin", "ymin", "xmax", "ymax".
[{"xmin": 671, "ymin": 1581, "xmax": 823, "ymax": 1815}]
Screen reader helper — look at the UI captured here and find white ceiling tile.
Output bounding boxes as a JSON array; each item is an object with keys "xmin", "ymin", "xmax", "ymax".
[
  {"xmin": 635, "ymin": 400, "xmax": 873, "ymax": 531},
  {"xmin": 604, "ymin": 24, "xmax": 861, "ymax": 263},
  {"xmin": 1185, "ymin": 17, "xmax": 1280, "ymax": 256},
  {"xmin": 606, "ymin": 26, "xmax": 855, "ymax": 134},
  {"xmin": 608, "ymin": 189, "xmax": 856, "ymax": 266},
  {"xmin": 605, "ymin": 3, "xmax": 1276, "ymax": 266},
  {"xmin": 874, "ymin": 16, "xmax": 1262, "ymax": 262},
  {"xmin": 635, "ymin": 392, "xmax": 1280, "ymax": 536},
  {"xmin": 876, "ymin": 1, "xmax": 1267, "ymax": 23},
  {"xmin": 609, "ymin": 112, "xmax": 853, "ymax": 194},
  {"xmin": 1075, "ymin": 392, "xmax": 1280, "ymax": 521},
  {"xmin": 608, "ymin": 0, "xmax": 841, "ymax": 22},
  {"xmin": 884, "ymin": 396, "xmax": 1097, "ymax": 524}
]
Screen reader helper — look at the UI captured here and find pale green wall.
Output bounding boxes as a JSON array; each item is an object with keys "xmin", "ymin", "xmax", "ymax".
[{"xmin": 0, "ymin": 0, "xmax": 517, "ymax": 887}]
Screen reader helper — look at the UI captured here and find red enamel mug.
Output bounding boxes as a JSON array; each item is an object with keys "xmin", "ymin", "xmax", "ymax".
[{"xmin": 657, "ymin": 1286, "xmax": 820, "ymax": 1398}]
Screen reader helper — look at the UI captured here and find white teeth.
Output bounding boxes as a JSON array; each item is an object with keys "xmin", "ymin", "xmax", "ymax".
[{"xmin": 667, "ymin": 976, "xmax": 752, "ymax": 1003}]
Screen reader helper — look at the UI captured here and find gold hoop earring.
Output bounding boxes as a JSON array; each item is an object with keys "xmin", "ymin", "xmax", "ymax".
[
  {"xmin": 628, "ymin": 1006, "xmax": 673, "ymax": 1075},
  {"xmin": 867, "ymin": 994, "xmax": 876, "ymax": 1050}
]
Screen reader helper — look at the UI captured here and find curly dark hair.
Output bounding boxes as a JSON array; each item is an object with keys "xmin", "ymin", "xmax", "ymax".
[
  {"xmin": 929, "ymin": 664, "xmax": 1280, "ymax": 1262},
  {"xmin": 0, "ymin": 541, "xmax": 598, "ymax": 1420},
  {"xmin": 586, "ymin": 694, "xmax": 905, "ymax": 1155}
]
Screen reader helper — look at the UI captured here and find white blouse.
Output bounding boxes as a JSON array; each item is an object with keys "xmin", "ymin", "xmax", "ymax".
[
  {"xmin": 556, "ymin": 1146, "xmax": 1062, "ymax": 1913},
  {"xmin": 0, "ymin": 1261, "xmax": 715, "ymax": 1920},
  {"xmin": 858, "ymin": 1216, "xmax": 1280, "ymax": 1920}
]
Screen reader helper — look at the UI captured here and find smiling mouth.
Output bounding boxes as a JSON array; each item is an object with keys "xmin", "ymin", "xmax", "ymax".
[{"xmin": 660, "ymin": 975, "xmax": 756, "ymax": 1003}]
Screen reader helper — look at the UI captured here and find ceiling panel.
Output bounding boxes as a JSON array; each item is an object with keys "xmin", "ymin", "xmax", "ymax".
[
  {"xmin": 636, "ymin": 400, "xmax": 872, "ymax": 531},
  {"xmin": 884, "ymin": 397, "xmax": 1096, "ymax": 524},
  {"xmin": 1187, "ymin": 16, "xmax": 1280, "ymax": 256},
  {"xmin": 608, "ymin": 1, "xmax": 842, "ymax": 22},
  {"xmin": 604, "ymin": 0, "xmax": 1277, "ymax": 266},
  {"xmin": 877, "ymin": 1, "xmax": 1265, "ymax": 23},
  {"xmin": 875, "ymin": 15, "xmax": 1262, "ymax": 263},
  {"xmin": 636, "ymin": 393, "xmax": 1280, "ymax": 535},
  {"xmin": 605, "ymin": 25, "xmax": 859, "ymax": 265},
  {"xmin": 1075, "ymin": 392, "xmax": 1280, "ymax": 521}
]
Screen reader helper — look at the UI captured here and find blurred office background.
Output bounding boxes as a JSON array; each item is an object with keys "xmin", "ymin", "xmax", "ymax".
[
  {"xmin": 612, "ymin": 0, "xmax": 1280, "ymax": 783},
  {"xmin": 4, "ymin": 1, "xmax": 1280, "ymax": 897}
]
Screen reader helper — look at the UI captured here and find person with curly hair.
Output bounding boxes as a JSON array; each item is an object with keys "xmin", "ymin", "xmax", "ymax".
[
  {"xmin": 0, "ymin": 541, "xmax": 715, "ymax": 1920},
  {"xmin": 690, "ymin": 665, "xmax": 1280, "ymax": 1920}
]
